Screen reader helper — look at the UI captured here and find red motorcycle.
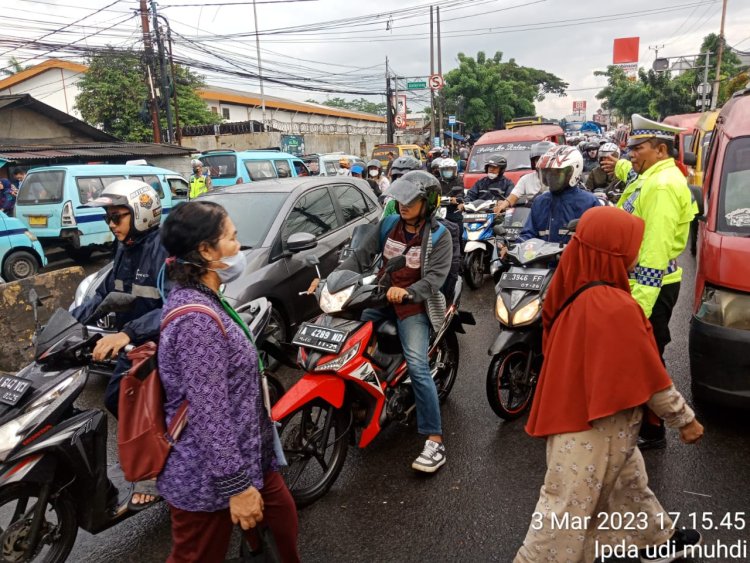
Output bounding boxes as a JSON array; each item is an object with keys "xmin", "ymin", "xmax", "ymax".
[{"xmin": 272, "ymin": 225, "xmax": 474, "ymax": 507}]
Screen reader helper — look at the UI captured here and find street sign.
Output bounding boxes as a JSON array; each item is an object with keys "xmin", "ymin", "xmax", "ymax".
[
  {"xmin": 573, "ymin": 100, "xmax": 587, "ymax": 112},
  {"xmin": 394, "ymin": 115, "xmax": 406, "ymax": 128},
  {"xmin": 407, "ymin": 81, "xmax": 427, "ymax": 90},
  {"xmin": 429, "ymin": 74, "xmax": 444, "ymax": 91},
  {"xmin": 448, "ymin": 115, "xmax": 456, "ymax": 125},
  {"xmin": 653, "ymin": 58, "xmax": 669, "ymax": 72},
  {"xmin": 433, "ymin": 136, "xmax": 441, "ymax": 147},
  {"xmin": 697, "ymin": 82, "xmax": 711, "ymax": 95}
]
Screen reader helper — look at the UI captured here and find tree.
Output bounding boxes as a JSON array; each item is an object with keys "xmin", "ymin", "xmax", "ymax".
[
  {"xmin": 306, "ymin": 97, "xmax": 387, "ymax": 116},
  {"xmin": 75, "ymin": 48, "xmax": 219, "ymax": 142},
  {"xmin": 1, "ymin": 57, "xmax": 29, "ymax": 77},
  {"xmin": 437, "ymin": 51, "xmax": 568, "ymax": 132}
]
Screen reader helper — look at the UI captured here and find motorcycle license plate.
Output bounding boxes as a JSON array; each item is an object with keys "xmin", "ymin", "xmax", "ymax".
[
  {"xmin": 292, "ymin": 323, "xmax": 349, "ymax": 354},
  {"xmin": 504, "ymin": 227, "xmax": 521, "ymax": 239},
  {"xmin": 499, "ymin": 271, "xmax": 545, "ymax": 291},
  {"xmin": 0, "ymin": 374, "xmax": 33, "ymax": 406}
]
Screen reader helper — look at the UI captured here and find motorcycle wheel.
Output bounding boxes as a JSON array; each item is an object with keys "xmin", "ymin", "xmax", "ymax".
[
  {"xmin": 463, "ymin": 250, "xmax": 484, "ymax": 290},
  {"xmin": 0, "ymin": 483, "xmax": 77, "ymax": 563},
  {"xmin": 433, "ymin": 330, "xmax": 460, "ymax": 402},
  {"xmin": 486, "ymin": 346, "xmax": 536, "ymax": 420},
  {"xmin": 279, "ymin": 400, "xmax": 350, "ymax": 508}
]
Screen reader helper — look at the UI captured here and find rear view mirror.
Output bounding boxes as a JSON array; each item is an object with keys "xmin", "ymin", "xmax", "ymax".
[
  {"xmin": 288, "ymin": 232, "xmax": 317, "ymax": 253},
  {"xmin": 385, "ymin": 255, "xmax": 406, "ymax": 273},
  {"xmin": 493, "ymin": 225, "xmax": 507, "ymax": 236},
  {"xmin": 688, "ymin": 185, "xmax": 704, "ymax": 216},
  {"xmin": 683, "ymin": 151, "xmax": 697, "ymax": 167},
  {"xmin": 566, "ymin": 219, "xmax": 580, "ymax": 233}
]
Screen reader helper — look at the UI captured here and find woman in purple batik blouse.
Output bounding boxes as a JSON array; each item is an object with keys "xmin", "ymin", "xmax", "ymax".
[{"xmin": 158, "ymin": 201, "xmax": 299, "ymax": 563}]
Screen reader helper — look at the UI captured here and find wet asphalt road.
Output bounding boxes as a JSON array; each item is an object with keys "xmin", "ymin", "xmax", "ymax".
[{"xmin": 50, "ymin": 250, "xmax": 750, "ymax": 563}]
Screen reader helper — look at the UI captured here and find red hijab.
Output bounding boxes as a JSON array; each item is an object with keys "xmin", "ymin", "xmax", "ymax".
[{"xmin": 525, "ymin": 207, "xmax": 673, "ymax": 437}]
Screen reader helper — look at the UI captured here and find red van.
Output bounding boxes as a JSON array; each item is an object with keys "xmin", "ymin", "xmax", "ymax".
[
  {"xmin": 689, "ymin": 88, "xmax": 750, "ymax": 407},
  {"xmin": 663, "ymin": 112, "xmax": 701, "ymax": 176},
  {"xmin": 463, "ymin": 125, "xmax": 565, "ymax": 190}
]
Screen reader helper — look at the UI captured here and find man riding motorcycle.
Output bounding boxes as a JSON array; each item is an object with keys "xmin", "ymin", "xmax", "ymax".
[
  {"xmin": 462, "ymin": 157, "xmax": 514, "ymax": 206},
  {"xmin": 585, "ymin": 142, "xmax": 624, "ymax": 191},
  {"xmin": 495, "ymin": 141, "xmax": 556, "ymax": 213},
  {"xmin": 582, "ymin": 141, "xmax": 600, "ymax": 174},
  {"xmin": 517, "ymin": 145, "xmax": 600, "ymax": 243}
]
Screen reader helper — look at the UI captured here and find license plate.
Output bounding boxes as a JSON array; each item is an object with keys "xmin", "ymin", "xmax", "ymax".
[
  {"xmin": 499, "ymin": 271, "xmax": 545, "ymax": 291},
  {"xmin": 292, "ymin": 323, "xmax": 349, "ymax": 354},
  {"xmin": 504, "ymin": 227, "xmax": 521, "ymax": 239},
  {"xmin": 28, "ymin": 216, "xmax": 48, "ymax": 227},
  {"xmin": 464, "ymin": 213, "xmax": 489, "ymax": 221},
  {"xmin": 0, "ymin": 375, "xmax": 33, "ymax": 407}
]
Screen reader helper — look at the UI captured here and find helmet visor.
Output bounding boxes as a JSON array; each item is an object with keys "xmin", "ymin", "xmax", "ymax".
[{"xmin": 541, "ymin": 167, "xmax": 572, "ymax": 192}]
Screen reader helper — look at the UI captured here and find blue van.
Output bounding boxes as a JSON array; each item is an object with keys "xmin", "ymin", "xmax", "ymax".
[
  {"xmin": 198, "ymin": 149, "xmax": 309, "ymax": 188},
  {"xmin": 14, "ymin": 164, "xmax": 188, "ymax": 260},
  {"xmin": 0, "ymin": 210, "xmax": 47, "ymax": 281}
]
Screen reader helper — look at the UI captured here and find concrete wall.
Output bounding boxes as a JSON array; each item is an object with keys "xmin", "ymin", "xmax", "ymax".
[
  {"xmin": 149, "ymin": 155, "xmax": 193, "ymax": 179},
  {"xmin": 0, "ymin": 106, "xmax": 95, "ymax": 144},
  {"xmin": 0, "ymin": 68, "xmax": 83, "ymax": 118},
  {"xmin": 183, "ymin": 132, "xmax": 387, "ymax": 159}
]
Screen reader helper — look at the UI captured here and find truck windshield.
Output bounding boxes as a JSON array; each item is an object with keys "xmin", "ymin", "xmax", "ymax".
[
  {"xmin": 718, "ymin": 136, "xmax": 750, "ymax": 234},
  {"xmin": 469, "ymin": 142, "xmax": 534, "ymax": 172}
]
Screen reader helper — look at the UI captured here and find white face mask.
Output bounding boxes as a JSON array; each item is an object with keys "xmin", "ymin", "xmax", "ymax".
[
  {"xmin": 368, "ymin": 169, "xmax": 379, "ymax": 177},
  {"xmin": 209, "ymin": 251, "xmax": 247, "ymax": 283},
  {"xmin": 487, "ymin": 173, "xmax": 498, "ymax": 180}
]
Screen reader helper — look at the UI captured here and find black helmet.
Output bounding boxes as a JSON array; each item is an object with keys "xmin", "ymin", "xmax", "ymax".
[
  {"xmin": 484, "ymin": 157, "xmax": 507, "ymax": 172},
  {"xmin": 389, "ymin": 155, "xmax": 422, "ymax": 180},
  {"xmin": 388, "ymin": 170, "xmax": 441, "ymax": 218},
  {"xmin": 584, "ymin": 141, "xmax": 599, "ymax": 152}
]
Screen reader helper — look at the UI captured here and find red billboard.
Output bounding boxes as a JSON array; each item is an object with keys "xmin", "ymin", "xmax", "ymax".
[
  {"xmin": 613, "ymin": 37, "xmax": 640, "ymax": 64},
  {"xmin": 573, "ymin": 100, "xmax": 587, "ymax": 112}
]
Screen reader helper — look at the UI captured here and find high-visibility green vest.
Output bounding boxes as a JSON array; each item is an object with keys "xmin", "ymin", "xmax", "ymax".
[{"xmin": 189, "ymin": 174, "xmax": 209, "ymax": 199}]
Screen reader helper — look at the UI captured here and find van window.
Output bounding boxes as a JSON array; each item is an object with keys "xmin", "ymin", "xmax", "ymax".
[
  {"xmin": 129, "ymin": 175, "xmax": 164, "ymax": 198},
  {"xmin": 76, "ymin": 176, "xmax": 125, "ymax": 204},
  {"xmin": 324, "ymin": 161, "xmax": 338, "ymax": 175},
  {"xmin": 469, "ymin": 141, "xmax": 534, "ymax": 173},
  {"xmin": 372, "ymin": 147, "xmax": 395, "ymax": 161},
  {"xmin": 411, "ymin": 148, "xmax": 421, "ymax": 160},
  {"xmin": 283, "ymin": 188, "xmax": 339, "ymax": 240},
  {"xmin": 168, "ymin": 178, "xmax": 189, "ymax": 198},
  {"xmin": 717, "ymin": 136, "xmax": 750, "ymax": 233},
  {"xmin": 303, "ymin": 157, "xmax": 320, "ymax": 175},
  {"xmin": 201, "ymin": 155, "xmax": 237, "ymax": 179},
  {"xmin": 293, "ymin": 160, "xmax": 309, "ymax": 177},
  {"xmin": 682, "ymin": 134, "xmax": 694, "ymax": 156},
  {"xmin": 17, "ymin": 170, "xmax": 66, "ymax": 204},
  {"xmin": 245, "ymin": 160, "xmax": 277, "ymax": 181},
  {"xmin": 273, "ymin": 160, "xmax": 292, "ymax": 178},
  {"xmin": 335, "ymin": 185, "xmax": 370, "ymax": 223}
]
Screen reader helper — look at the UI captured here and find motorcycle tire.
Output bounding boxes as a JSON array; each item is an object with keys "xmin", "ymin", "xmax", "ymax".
[
  {"xmin": 433, "ymin": 330, "xmax": 460, "ymax": 403},
  {"xmin": 279, "ymin": 400, "xmax": 350, "ymax": 508},
  {"xmin": 463, "ymin": 250, "xmax": 484, "ymax": 290},
  {"xmin": 0, "ymin": 482, "xmax": 78, "ymax": 563},
  {"xmin": 486, "ymin": 345, "xmax": 536, "ymax": 420}
]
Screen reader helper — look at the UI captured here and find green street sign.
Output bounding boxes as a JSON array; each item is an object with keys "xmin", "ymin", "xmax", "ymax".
[{"xmin": 407, "ymin": 81, "xmax": 427, "ymax": 90}]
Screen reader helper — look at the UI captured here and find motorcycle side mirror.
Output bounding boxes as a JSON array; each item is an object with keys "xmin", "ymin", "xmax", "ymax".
[
  {"xmin": 287, "ymin": 232, "xmax": 317, "ymax": 254},
  {"xmin": 566, "ymin": 219, "xmax": 580, "ymax": 233},
  {"xmin": 385, "ymin": 255, "xmax": 407, "ymax": 273},
  {"xmin": 96, "ymin": 292, "xmax": 137, "ymax": 314},
  {"xmin": 493, "ymin": 225, "xmax": 507, "ymax": 236}
]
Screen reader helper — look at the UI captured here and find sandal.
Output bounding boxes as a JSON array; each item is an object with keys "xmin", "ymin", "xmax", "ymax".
[{"xmin": 127, "ymin": 479, "xmax": 161, "ymax": 512}]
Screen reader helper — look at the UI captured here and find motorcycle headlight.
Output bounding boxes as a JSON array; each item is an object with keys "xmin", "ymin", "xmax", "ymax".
[
  {"xmin": 0, "ymin": 369, "xmax": 86, "ymax": 462},
  {"xmin": 495, "ymin": 296, "xmax": 510, "ymax": 325},
  {"xmin": 512, "ymin": 298, "xmax": 541, "ymax": 326},
  {"xmin": 315, "ymin": 342, "xmax": 361, "ymax": 372},
  {"xmin": 319, "ymin": 284, "xmax": 355, "ymax": 314}
]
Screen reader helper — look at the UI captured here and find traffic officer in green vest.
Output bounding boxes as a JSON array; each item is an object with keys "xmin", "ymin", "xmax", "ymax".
[
  {"xmin": 188, "ymin": 159, "xmax": 212, "ymax": 199},
  {"xmin": 605, "ymin": 114, "xmax": 696, "ymax": 450}
]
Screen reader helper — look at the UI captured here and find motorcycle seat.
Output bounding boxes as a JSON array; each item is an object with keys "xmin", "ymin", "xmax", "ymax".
[{"xmin": 375, "ymin": 320, "xmax": 398, "ymax": 337}]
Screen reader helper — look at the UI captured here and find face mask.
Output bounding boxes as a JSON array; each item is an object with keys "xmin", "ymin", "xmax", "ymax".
[
  {"xmin": 369, "ymin": 169, "xmax": 379, "ymax": 177},
  {"xmin": 487, "ymin": 173, "xmax": 498, "ymax": 180},
  {"xmin": 209, "ymin": 251, "xmax": 247, "ymax": 283},
  {"xmin": 441, "ymin": 171, "xmax": 454, "ymax": 180}
]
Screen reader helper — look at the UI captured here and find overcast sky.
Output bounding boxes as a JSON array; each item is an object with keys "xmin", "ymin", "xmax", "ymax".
[{"xmin": 6, "ymin": 0, "xmax": 750, "ymax": 120}]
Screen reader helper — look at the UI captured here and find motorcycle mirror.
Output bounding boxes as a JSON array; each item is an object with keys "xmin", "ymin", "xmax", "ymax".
[
  {"xmin": 493, "ymin": 225, "xmax": 507, "ymax": 236},
  {"xmin": 566, "ymin": 219, "xmax": 580, "ymax": 233},
  {"xmin": 385, "ymin": 255, "xmax": 407, "ymax": 273}
]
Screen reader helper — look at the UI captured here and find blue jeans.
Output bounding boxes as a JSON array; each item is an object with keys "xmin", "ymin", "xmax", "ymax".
[{"xmin": 362, "ymin": 307, "xmax": 442, "ymax": 436}]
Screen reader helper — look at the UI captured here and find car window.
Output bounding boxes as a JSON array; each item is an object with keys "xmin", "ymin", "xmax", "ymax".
[
  {"xmin": 200, "ymin": 155, "xmax": 237, "ymax": 179},
  {"xmin": 17, "ymin": 170, "xmax": 66, "ymax": 204},
  {"xmin": 283, "ymin": 188, "xmax": 339, "ymax": 241},
  {"xmin": 245, "ymin": 160, "xmax": 277, "ymax": 181},
  {"xmin": 202, "ymin": 192, "xmax": 288, "ymax": 248},
  {"xmin": 75, "ymin": 176, "xmax": 125, "ymax": 204},
  {"xmin": 324, "ymin": 161, "xmax": 338, "ymax": 176},
  {"xmin": 129, "ymin": 175, "xmax": 164, "ymax": 198},
  {"xmin": 168, "ymin": 177, "xmax": 189, "ymax": 198},
  {"xmin": 303, "ymin": 158, "xmax": 320, "ymax": 176},
  {"xmin": 335, "ymin": 184, "xmax": 371, "ymax": 223},
  {"xmin": 717, "ymin": 136, "xmax": 750, "ymax": 234},
  {"xmin": 683, "ymin": 134, "xmax": 694, "ymax": 156},
  {"xmin": 293, "ymin": 160, "xmax": 309, "ymax": 177},
  {"xmin": 702, "ymin": 132, "xmax": 713, "ymax": 162},
  {"xmin": 274, "ymin": 160, "xmax": 292, "ymax": 178}
]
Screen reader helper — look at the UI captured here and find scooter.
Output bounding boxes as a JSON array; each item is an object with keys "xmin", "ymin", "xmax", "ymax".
[
  {"xmin": 272, "ymin": 225, "xmax": 474, "ymax": 507},
  {"xmin": 462, "ymin": 190, "xmax": 504, "ymax": 289},
  {"xmin": 485, "ymin": 222, "xmax": 576, "ymax": 420},
  {"xmin": 489, "ymin": 196, "xmax": 535, "ymax": 283}
]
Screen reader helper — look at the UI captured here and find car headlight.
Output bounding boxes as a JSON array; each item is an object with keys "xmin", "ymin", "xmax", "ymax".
[
  {"xmin": 315, "ymin": 342, "xmax": 360, "ymax": 372},
  {"xmin": 319, "ymin": 284, "xmax": 355, "ymax": 314},
  {"xmin": 696, "ymin": 286, "xmax": 750, "ymax": 329},
  {"xmin": 512, "ymin": 298, "xmax": 541, "ymax": 326},
  {"xmin": 23, "ymin": 231, "xmax": 38, "ymax": 242},
  {"xmin": 0, "ymin": 369, "xmax": 85, "ymax": 462},
  {"xmin": 495, "ymin": 296, "xmax": 510, "ymax": 325}
]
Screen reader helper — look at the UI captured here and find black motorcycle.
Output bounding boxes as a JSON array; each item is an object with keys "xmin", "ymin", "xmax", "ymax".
[{"xmin": 485, "ymin": 223, "xmax": 576, "ymax": 420}]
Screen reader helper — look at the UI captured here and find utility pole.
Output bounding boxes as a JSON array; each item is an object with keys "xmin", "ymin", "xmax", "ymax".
[
  {"xmin": 139, "ymin": 0, "xmax": 161, "ymax": 143},
  {"xmin": 386, "ymin": 57, "xmax": 394, "ymax": 143},
  {"xmin": 702, "ymin": 51, "xmax": 710, "ymax": 112},
  {"xmin": 165, "ymin": 23, "xmax": 182, "ymax": 145},
  {"xmin": 152, "ymin": 0, "xmax": 174, "ymax": 143},
  {"xmin": 437, "ymin": 5, "xmax": 443, "ymax": 149},
  {"xmin": 252, "ymin": 0, "xmax": 267, "ymax": 129},
  {"xmin": 429, "ymin": 5, "xmax": 435, "ymax": 146},
  {"xmin": 711, "ymin": 0, "xmax": 729, "ymax": 109},
  {"xmin": 649, "ymin": 44, "xmax": 665, "ymax": 61}
]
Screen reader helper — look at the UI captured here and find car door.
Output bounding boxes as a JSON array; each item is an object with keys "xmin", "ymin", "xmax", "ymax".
[
  {"xmin": 330, "ymin": 182, "xmax": 379, "ymax": 241},
  {"xmin": 278, "ymin": 186, "xmax": 347, "ymax": 322}
]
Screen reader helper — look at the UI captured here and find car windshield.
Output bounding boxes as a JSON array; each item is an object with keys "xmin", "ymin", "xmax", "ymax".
[
  {"xmin": 718, "ymin": 136, "xmax": 750, "ymax": 234},
  {"xmin": 17, "ymin": 170, "xmax": 65, "ymax": 204},
  {"xmin": 201, "ymin": 155, "xmax": 237, "ymax": 179},
  {"xmin": 469, "ymin": 142, "xmax": 535, "ymax": 172},
  {"xmin": 203, "ymin": 192, "xmax": 288, "ymax": 247}
]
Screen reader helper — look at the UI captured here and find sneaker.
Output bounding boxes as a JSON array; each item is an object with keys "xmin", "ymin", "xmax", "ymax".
[
  {"xmin": 639, "ymin": 529, "xmax": 702, "ymax": 562},
  {"xmin": 411, "ymin": 439, "xmax": 446, "ymax": 473},
  {"xmin": 637, "ymin": 436, "xmax": 667, "ymax": 451}
]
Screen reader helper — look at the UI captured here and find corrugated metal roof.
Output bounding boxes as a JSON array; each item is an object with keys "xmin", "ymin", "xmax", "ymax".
[{"xmin": 0, "ymin": 142, "xmax": 194, "ymax": 162}]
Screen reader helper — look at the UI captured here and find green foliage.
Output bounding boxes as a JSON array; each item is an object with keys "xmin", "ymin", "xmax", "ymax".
[
  {"xmin": 1, "ymin": 57, "xmax": 30, "ymax": 77},
  {"xmin": 75, "ymin": 48, "xmax": 219, "ymax": 142},
  {"xmin": 307, "ymin": 97, "xmax": 387, "ymax": 116},
  {"xmin": 437, "ymin": 51, "xmax": 568, "ymax": 132}
]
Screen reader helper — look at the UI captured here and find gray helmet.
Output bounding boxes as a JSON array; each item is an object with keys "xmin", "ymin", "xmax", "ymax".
[
  {"xmin": 366, "ymin": 159, "xmax": 381, "ymax": 170},
  {"xmin": 484, "ymin": 157, "xmax": 507, "ymax": 172},
  {"xmin": 388, "ymin": 170, "xmax": 441, "ymax": 217},
  {"xmin": 389, "ymin": 155, "xmax": 422, "ymax": 180},
  {"xmin": 530, "ymin": 141, "xmax": 556, "ymax": 160}
]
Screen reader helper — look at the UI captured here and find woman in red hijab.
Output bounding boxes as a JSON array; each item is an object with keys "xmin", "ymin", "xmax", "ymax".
[{"xmin": 515, "ymin": 207, "xmax": 704, "ymax": 563}]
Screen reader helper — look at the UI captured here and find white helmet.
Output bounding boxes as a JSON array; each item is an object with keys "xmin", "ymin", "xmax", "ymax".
[
  {"xmin": 598, "ymin": 142, "xmax": 620, "ymax": 160},
  {"xmin": 438, "ymin": 157, "xmax": 458, "ymax": 181},
  {"xmin": 86, "ymin": 179, "xmax": 162, "ymax": 233},
  {"xmin": 537, "ymin": 146, "xmax": 584, "ymax": 192},
  {"xmin": 438, "ymin": 157, "xmax": 457, "ymax": 169},
  {"xmin": 191, "ymin": 158, "xmax": 203, "ymax": 169}
]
